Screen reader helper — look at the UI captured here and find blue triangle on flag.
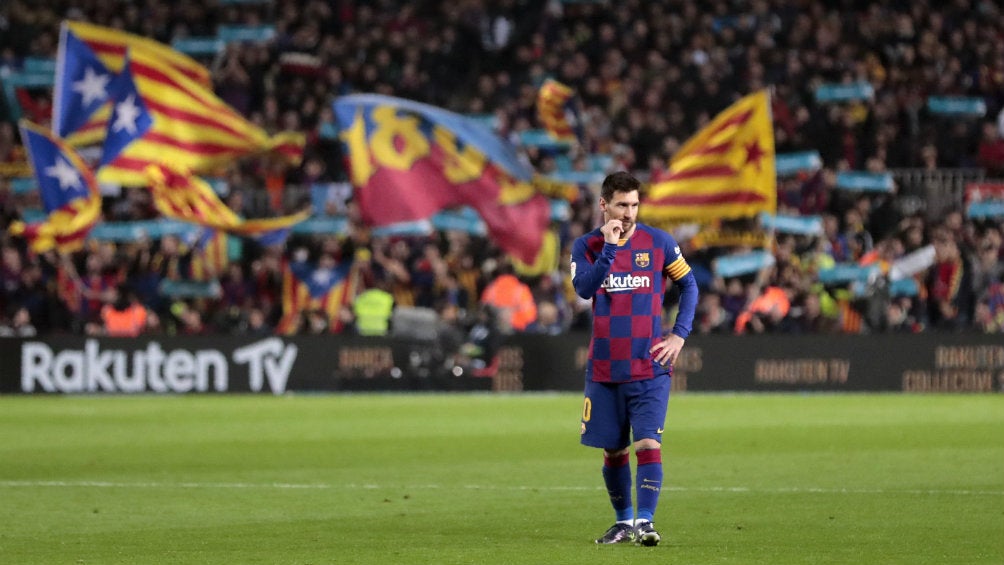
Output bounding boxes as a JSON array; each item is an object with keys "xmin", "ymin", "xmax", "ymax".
[
  {"xmin": 100, "ymin": 55, "xmax": 153, "ymax": 167},
  {"xmin": 54, "ymin": 25, "xmax": 116, "ymax": 138},
  {"xmin": 19, "ymin": 124, "xmax": 94, "ymax": 212},
  {"xmin": 289, "ymin": 259, "xmax": 353, "ymax": 299}
]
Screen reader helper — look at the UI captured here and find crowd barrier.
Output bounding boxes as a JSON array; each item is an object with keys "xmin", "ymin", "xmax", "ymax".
[{"xmin": 0, "ymin": 333, "xmax": 1001, "ymax": 395}]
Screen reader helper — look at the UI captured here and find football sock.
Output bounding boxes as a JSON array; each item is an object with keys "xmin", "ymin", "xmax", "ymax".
[
  {"xmin": 635, "ymin": 448, "xmax": 663, "ymax": 523},
  {"xmin": 602, "ymin": 452, "xmax": 633, "ymax": 522}
]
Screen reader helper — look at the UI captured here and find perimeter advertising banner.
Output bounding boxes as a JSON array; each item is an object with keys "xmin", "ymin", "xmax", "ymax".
[
  {"xmin": 0, "ymin": 336, "xmax": 491, "ymax": 395},
  {"xmin": 0, "ymin": 334, "xmax": 1001, "ymax": 394},
  {"xmin": 664, "ymin": 334, "xmax": 1004, "ymax": 394}
]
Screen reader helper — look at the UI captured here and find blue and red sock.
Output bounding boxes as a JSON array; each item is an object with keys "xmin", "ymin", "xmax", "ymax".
[
  {"xmin": 602, "ymin": 452, "xmax": 633, "ymax": 522},
  {"xmin": 635, "ymin": 448, "xmax": 663, "ymax": 523}
]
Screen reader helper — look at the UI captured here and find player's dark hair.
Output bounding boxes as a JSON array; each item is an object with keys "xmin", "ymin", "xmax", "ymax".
[{"xmin": 600, "ymin": 171, "xmax": 642, "ymax": 202}]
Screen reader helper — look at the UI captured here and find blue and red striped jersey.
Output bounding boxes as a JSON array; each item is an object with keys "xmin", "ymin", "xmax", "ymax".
[{"xmin": 571, "ymin": 223, "xmax": 698, "ymax": 383}]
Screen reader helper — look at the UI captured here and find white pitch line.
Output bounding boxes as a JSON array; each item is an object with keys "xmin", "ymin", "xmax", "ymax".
[
  {"xmin": 0, "ymin": 480, "xmax": 1001, "ymax": 496},
  {"xmin": 0, "ymin": 480, "xmax": 334, "ymax": 489}
]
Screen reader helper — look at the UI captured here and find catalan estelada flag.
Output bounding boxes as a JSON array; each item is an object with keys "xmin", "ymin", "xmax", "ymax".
[
  {"xmin": 145, "ymin": 164, "xmax": 310, "ymax": 234},
  {"xmin": 276, "ymin": 257, "xmax": 359, "ymax": 335},
  {"xmin": 7, "ymin": 121, "xmax": 102, "ymax": 253},
  {"xmin": 54, "ymin": 20, "xmax": 212, "ymax": 147},
  {"xmin": 95, "ymin": 51, "xmax": 303, "ymax": 187},
  {"xmin": 188, "ymin": 228, "xmax": 229, "ymax": 281},
  {"xmin": 333, "ymin": 94, "xmax": 551, "ymax": 265},
  {"xmin": 641, "ymin": 90, "xmax": 776, "ymax": 224},
  {"xmin": 536, "ymin": 79, "xmax": 577, "ymax": 142}
]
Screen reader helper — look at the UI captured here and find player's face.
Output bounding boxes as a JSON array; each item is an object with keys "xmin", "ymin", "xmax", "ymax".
[{"xmin": 601, "ymin": 189, "xmax": 640, "ymax": 234}]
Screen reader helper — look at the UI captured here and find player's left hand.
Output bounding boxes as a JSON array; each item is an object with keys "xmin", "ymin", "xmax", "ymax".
[{"xmin": 651, "ymin": 334, "xmax": 685, "ymax": 368}]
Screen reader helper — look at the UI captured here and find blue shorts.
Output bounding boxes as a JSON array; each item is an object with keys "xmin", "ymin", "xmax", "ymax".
[{"xmin": 580, "ymin": 375, "xmax": 671, "ymax": 450}]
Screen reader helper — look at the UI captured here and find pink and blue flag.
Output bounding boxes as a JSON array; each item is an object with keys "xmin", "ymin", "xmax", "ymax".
[{"xmin": 333, "ymin": 94, "xmax": 551, "ymax": 264}]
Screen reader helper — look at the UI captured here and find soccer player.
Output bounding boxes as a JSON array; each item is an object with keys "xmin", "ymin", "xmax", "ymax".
[{"xmin": 571, "ymin": 171, "xmax": 698, "ymax": 546}]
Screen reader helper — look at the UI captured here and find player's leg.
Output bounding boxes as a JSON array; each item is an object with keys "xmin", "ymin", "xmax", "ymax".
[
  {"xmin": 633, "ymin": 439, "xmax": 663, "ymax": 546},
  {"xmin": 581, "ymin": 381, "xmax": 634, "ymax": 543},
  {"xmin": 627, "ymin": 374, "xmax": 671, "ymax": 546}
]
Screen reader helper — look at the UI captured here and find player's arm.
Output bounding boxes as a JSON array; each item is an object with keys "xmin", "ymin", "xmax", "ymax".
[
  {"xmin": 651, "ymin": 244, "xmax": 699, "ymax": 366},
  {"xmin": 571, "ymin": 236, "xmax": 617, "ymax": 299},
  {"xmin": 669, "ymin": 269, "xmax": 698, "ymax": 339}
]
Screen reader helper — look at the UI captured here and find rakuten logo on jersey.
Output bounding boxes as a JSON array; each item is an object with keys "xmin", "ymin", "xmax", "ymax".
[{"xmin": 601, "ymin": 273, "xmax": 651, "ymax": 293}]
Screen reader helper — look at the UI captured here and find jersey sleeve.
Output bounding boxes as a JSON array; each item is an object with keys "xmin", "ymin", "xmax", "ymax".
[
  {"xmin": 663, "ymin": 238, "xmax": 692, "ymax": 281},
  {"xmin": 571, "ymin": 235, "xmax": 617, "ymax": 299},
  {"xmin": 661, "ymin": 233, "xmax": 698, "ymax": 339}
]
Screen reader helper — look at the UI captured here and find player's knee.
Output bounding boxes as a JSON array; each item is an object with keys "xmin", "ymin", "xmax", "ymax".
[
  {"xmin": 634, "ymin": 438, "xmax": 661, "ymax": 451},
  {"xmin": 604, "ymin": 447, "xmax": 630, "ymax": 458}
]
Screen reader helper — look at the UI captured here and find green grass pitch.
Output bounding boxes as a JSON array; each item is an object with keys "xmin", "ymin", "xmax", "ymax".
[{"xmin": 1, "ymin": 393, "xmax": 1001, "ymax": 565}]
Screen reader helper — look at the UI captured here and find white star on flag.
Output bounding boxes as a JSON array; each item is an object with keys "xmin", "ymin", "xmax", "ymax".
[
  {"xmin": 72, "ymin": 66, "xmax": 111, "ymax": 107},
  {"xmin": 112, "ymin": 95, "xmax": 143, "ymax": 135},
  {"xmin": 44, "ymin": 157, "xmax": 82, "ymax": 190},
  {"xmin": 312, "ymin": 270, "xmax": 333, "ymax": 286}
]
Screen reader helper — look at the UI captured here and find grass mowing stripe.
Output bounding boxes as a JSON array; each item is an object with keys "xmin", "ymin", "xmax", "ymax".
[{"xmin": 2, "ymin": 480, "xmax": 1002, "ymax": 496}]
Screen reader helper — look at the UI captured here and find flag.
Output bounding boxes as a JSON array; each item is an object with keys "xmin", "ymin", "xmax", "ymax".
[
  {"xmin": 95, "ymin": 50, "xmax": 304, "ymax": 187},
  {"xmin": 7, "ymin": 121, "xmax": 102, "ymax": 253},
  {"xmin": 333, "ymin": 94, "xmax": 550, "ymax": 264},
  {"xmin": 642, "ymin": 90, "xmax": 776, "ymax": 224},
  {"xmin": 276, "ymin": 257, "xmax": 358, "ymax": 335},
  {"xmin": 144, "ymin": 164, "xmax": 311, "ymax": 234},
  {"xmin": 254, "ymin": 228, "xmax": 292, "ymax": 247},
  {"xmin": 54, "ymin": 20, "xmax": 212, "ymax": 147},
  {"xmin": 536, "ymin": 79, "xmax": 578, "ymax": 142},
  {"xmin": 512, "ymin": 229, "xmax": 559, "ymax": 277},
  {"xmin": 188, "ymin": 228, "xmax": 229, "ymax": 281}
]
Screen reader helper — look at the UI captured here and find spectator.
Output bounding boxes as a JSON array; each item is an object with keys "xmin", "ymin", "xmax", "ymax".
[
  {"xmin": 95, "ymin": 284, "xmax": 149, "ymax": 337},
  {"xmin": 974, "ymin": 283, "xmax": 1004, "ymax": 334},
  {"xmin": 734, "ymin": 285, "xmax": 793, "ymax": 335},
  {"xmin": 969, "ymin": 229, "xmax": 1004, "ymax": 299},
  {"xmin": 695, "ymin": 292, "xmax": 733, "ymax": 335},
  {"xmin": 0, "ymin": 306, "xmax": 37, "ymax": 337},
  {"xmin": 526, "ymin": 300, "xmax": 563, "ymax": 335},
  {"xmin": 244, "ymin": 307, "xmax": 273, "ymax": 337},
  {"xmin": 480, "ymin": 262, "xmax": 537, "ymax": 332},
  {"xmin": 352, "ymin": 281, "xmax": 395, "ymax": 336},
  {"xmin": 783, "ymin": 292, "xmax": 838, "ymax": 334},
  {"xmin": 301, "ymin": 308, "xmax": 330, "ymax": 335},
  {"xmin": 977, "ymin": 121, "xmax": 1004, "ymax": 176},
  {"xmin": 886, "ymin": 295, "xmax": 923, "ymax": 333},
  {"xmin": 926, "ymin": 230, "xmax": 974, "ymax": 330}
]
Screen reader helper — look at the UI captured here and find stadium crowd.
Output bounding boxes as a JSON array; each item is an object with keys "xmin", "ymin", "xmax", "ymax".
[{"xmin": 0, "ymin": 0, "xmax": 1002, "ymax": 340}]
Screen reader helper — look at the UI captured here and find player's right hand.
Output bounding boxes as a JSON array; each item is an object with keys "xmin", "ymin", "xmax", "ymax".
[{"xmin": 601, "ymin": 219, "xmax": 624, "ymax": 244}]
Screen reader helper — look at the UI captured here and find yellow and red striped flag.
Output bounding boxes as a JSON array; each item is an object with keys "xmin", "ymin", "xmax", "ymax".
[
  {"xmin": 7, "ymin": 121, "xmax": 103, "ymax": 253},
  {"xmin": 54, "ymin": 20, "xmax": 213, "ymax": 147},
  {"xmin": 536, "ymin": 79, "xmax": 577, "ymax": 142},
  {"xmin": 641, "ymin": 90, "xmax": 776, "ymax": 224},
  {"xmin": 145, "ymin": 164, "xmax": 310, "ymax": 234},
  {"xmin": 95, "ymin": 50, "xmax": 303, "ymax": 187},
  {"xmin": 189, "ymin": 229, "xmax": 229, "ymax": 281}
]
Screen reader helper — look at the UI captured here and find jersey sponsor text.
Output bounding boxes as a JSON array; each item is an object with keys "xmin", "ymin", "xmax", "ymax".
[{"xmin": 601, "ymin": 273, "xmax": 652, "ymax": 293}]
